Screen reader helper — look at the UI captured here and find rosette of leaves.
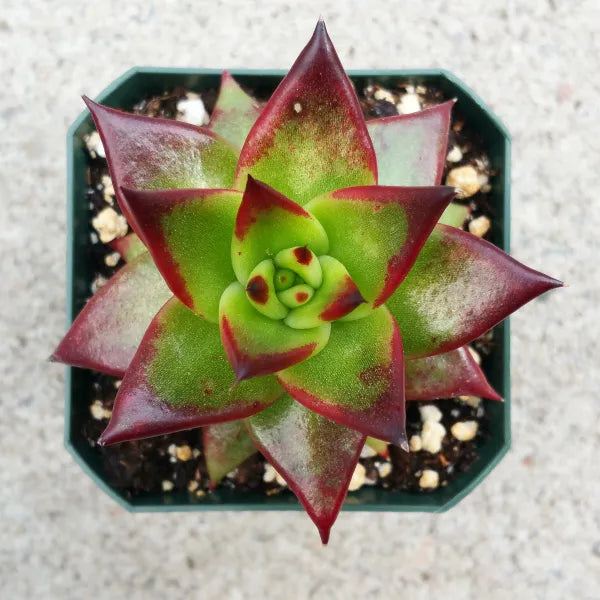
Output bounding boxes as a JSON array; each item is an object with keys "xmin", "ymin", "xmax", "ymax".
[{"xmin": 54, "ymin": 21, "xmax": 561, "ymax": 543}]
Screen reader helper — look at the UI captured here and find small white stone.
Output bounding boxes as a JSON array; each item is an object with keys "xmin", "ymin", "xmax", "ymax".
[
  {"xmin": 467, "ymin": 346, "xmax": 482, "ymax": 365},
  {"xmin": 101, "ymin": 175, "xmax": 115, "ymax": 205},
  {"xmin": 360, "ymin": 444, "xmax": 377, "ymax": 458},
  {"xmin": 419, "ymin": 404, "xmax": 443, "ymax": 423},
  {"xmin": 84, "ymin": 131, "xmax": 105, "ymax": 158},
  {"xmin": 90, "ymin": 275, "xmax": 107, "ymax": 294},
  {"xmin": 114, "ymin": 380, "xmax": 122, "ymax": 389},
  {"xmin": 348, "ymin": 463, "xmax": 366, "ymax": 491},
  {"xmin": 396, "ymin": 93, "xmax": 421, "ymax": 114},
  {"xmin": 446, "ymin": 165, "xmax": 481, "ymax": 198},
  {"xmin": 161, "ymin": 480, "xmax": 174, "ymax": 492},
  {"xmin": 167, "ymin": 443, "xmax": 177, "ymax": 456},
  {"xmin": 92, "ymin": 207, "xmax": 128, "ymax": 243},
  {"xmin": 374, "ymin": 88, "xmax": 395, "ymax": 103},
  {"xmin": 446, "ymin": 145, "xmax": 463, "ymax": 162},
  {"xmin": 451, "ymin": 421, "xmax": 479, "ymax": 441},
  {"xmin": 89, "ymin": 400, "xmax": 105, "ymax": 420},
  {"xmin": 175, "ymin": 444, "xmax": 192, "ymax": 462},
  {"xmin": 102, "ymin": 408, "xmax": 112, "ymax": 419},
  {"xmin": 409, "ymin": 435, "xmax": 422, "ymax": 452},
  {"xmin": 376, "ymin": 462, "xmax": 392, "ymax": 478},
  {"xmin": 187, "ymin": 480, "xmax": 199, "ymax": 492},
  {"xmin": 421, "ymin": 421, "xmax": 446, "ymax": 453},
  {"xmin": 176, "ymin": 94, "xmax": 209, "ymax": 126},
  {"xmin": 459, "ymin": 395, "xmax": 481, "ymax": 407},
  {"xmin": 90, "ymin": 232, "xmax": 98, "ymax": 244},
  {"xmin": 192, "ymin": 448, "xmax": 201, "ymax": 458},
  {"xmin": 263, "ymin": 464, "xmax": 286, "ymax": 486},
  {"xmin": 293, "ymin": 102, "xmax": 302, "ymax": 113},
  {"xmin": 104, "ymin": 252, "xmax": 120, "ymax": 267},
  {"xmin": 419, "ymin": 469, "xmax": 439, "ymax": 489},
  {"xmin": 468, "ymin": 215, "xmax": 491, "ymax": 237}
]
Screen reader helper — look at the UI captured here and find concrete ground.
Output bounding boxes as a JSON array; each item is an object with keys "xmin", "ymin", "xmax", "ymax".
[{"xmin": 1, "ymin": 0, "xmax": 598, "ymax": 598}]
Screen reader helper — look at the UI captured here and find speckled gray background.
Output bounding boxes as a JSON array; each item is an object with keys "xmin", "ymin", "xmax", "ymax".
[{"xmin": 1, "ymin": 0, "xmax": 598, "ymax": 598}]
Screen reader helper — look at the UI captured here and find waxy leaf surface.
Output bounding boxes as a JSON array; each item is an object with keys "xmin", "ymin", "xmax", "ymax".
[
  {"xmin": 52, "ymin": 253, "xmax": 171, "ymax": 376},
  {"xmin": 438, "ymin": 203, "xmax": 470, "ymax": 228},
  {"xmin": 208, "ymin": 71, "xmax": 263, "ymax": 148},
  {"xmin": 234, "ymin": 21, "xmax": 377, "ymax": 205},
  {"xmin": 367, "ymin": 101, "xmax": 454, "ymax": 186},
  {"xmin": 203, "ymin": 420, "xmax": 257, "ymax": 486},
  {"xmin": 99, "ymin": 298, "xmax": 283, "ymax": 445},
  {"xmin": 278, "ymin": 306, "xmax": 406, "ymax": 445},
  {"xmin": 231, "ymin": 177, "xmax": 328, "ymax": 284},
  {"xmin": 246, "ymin": 394, "xmax": 364, "ymax": 544},
  {"xmin": 284, "ymin": 256, "xmax": 365, "ymax": 329},
  {"xmin": 120, "ymin": 187, "xmax": 241, "ymax": 322},
  {"xmin": 84, "ymin": 98, "xmax": 238, "ymax": 238},
  {"xmin": 109, "ymin": 233, "xmax": 146, "ymax": 262},
  {"xmin": 219, "ymin": 283, "xmax": 331, "ymax": 381},
  {"xmin": 306, "ymin": 186, "xmax": 455, "ymax": 307},
  {"xmin": 387, "ymin": 225, "xmax": 563, "ymax": 358},
  {"xmin": 406, "ymin": 346, "xmax": 502, "ymax": 401}
]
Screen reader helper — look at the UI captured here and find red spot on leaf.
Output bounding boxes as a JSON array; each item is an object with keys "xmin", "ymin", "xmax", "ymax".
[
  {"xmin": 246, "ymin": 276, "xmax": 269, "ymax": 304},
  {"xmin": 296, "ymin": 292, "xmax": 309, "ymax": 303},
  {"xmin": 319, "ymin": 276, "xmax": 366, "ymax": 321},
  {"xmin": 293, "ymin": 246, "xmax": 313, "ymax": 265}
]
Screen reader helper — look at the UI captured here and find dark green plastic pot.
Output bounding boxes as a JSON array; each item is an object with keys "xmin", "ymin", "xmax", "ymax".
[{"xmin": 65, "ymin": 68, "xmax": 511, "ymax": 513}]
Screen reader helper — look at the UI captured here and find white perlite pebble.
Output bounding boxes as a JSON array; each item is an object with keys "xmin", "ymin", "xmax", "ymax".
[
  {"xmin": 409, "ymin": 435, "xmax": 422, "ymax": 452},
  {"xmin": 176, "ymin": 94, "xmax": 209, "ymax": 126},
  {"xmin": 374, "ymin": 88, "xmax": 395, "ymax": 103},
  {"xmin": 459, "ymin": 395, "xmax": 481, "ymax": 407},
  {"xmin": 419, "ymin": 404, "xmax": 443, "ymax": 423},
  {"xmin": 446, "ymin": 145, "xmax": 463, "ymax": 162},
  {"xmin": 419, "ymin": 469, "xmax": 439, "ymax": 489},
  {"xmin": 175, "ymin": 445, "xmax": 192, "ymax": 462},
  {"xmin": 104, "ymin": 252, "xmax": 120, "ymax": 267},
  {"xmin": 451, "ymin": 421, "xmax": 479, "ymax": 441},
  {"xmin": 263, "ymin": 464, "xmax": 287, "ymax": 486},
  {"xmin": 421, "ymin": 421, "xmax": 446, "ymax": 453},
  {"xmin": 376, "ymin": 462, "xmax": 392, "ymax": 478},
  {"xmin": 161, "ymin": 480, "xmax": 174, "ymax": 492},
  {"xmin": 92, "ymin": 207, "xmax": 128, "ymax": 243},
  {"xmin": 101, "ymin": 175, "xmax": 115, "ymax": 204},
  {"xmin": 89, "ymin": 400, "xmax": 105, "ymax": 420},
  {"xmin": 360, "ymin": 444, "xmax": 377, "ymax": 458},
  {"xmin": 84, "ymin": 131, "xmax": 105, "ymax": 158},
  {"xmin": 396, "ymin": 93, "xmax": 421, "ymax": 114},
  {"xmin": 348, "ymin": 463, "xmax": 366, "ymax": 491},
  {"xmin": 446, "ymin": 165, "xmax": 481, "ymax": 198},
  {"xmin": 468, "ymin": 215, "xmax": 491, "ymax": 237}
]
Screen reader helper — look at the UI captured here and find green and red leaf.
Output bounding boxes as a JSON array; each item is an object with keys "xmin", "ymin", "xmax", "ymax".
[
  {"xmin": 438, "ymin": 203, "xmax": 470, "ymax": 228},
  {"xmin": 284, "ymin": 256, "xmax": 366, "ymax": 329},
  {"xmin": 406, "ymin": 346, "xmax": 502, "ymax": 401},
  {"xmin": 366, "ymin": 101, "xmax": 454, "ymax": 186},
  {"xmin": 219, "ymin": 282, "xmax": 331, "ymax": 381},
  {"xmin": 98, "ymin": 298, "xmax": 284, "ymax": 445},
  {"xmin": 108, "ymin": 233, "xmax": 146, "ymax": 262},
  {"xmin": 52, "ymin": 253, "xmax": 171, "ymax": 376},
  {"xmin": 119, "ymin": 187, "xmax": 241, "ymax": 322},
  {"xmin": 208, "ymin": 70, "xmax": 263, "ymax": 148},
  {"xmin": 246, "ymin": 394, "xmax": 364, "ymax": 544},
  {"xmin": 386, "ymin": 225, "xmax": 563, "ymax": 358},
  {"xmin": 203, "ymin": 420, "xmax": 257, "ymax": 487},
  {"xmin": 234, "ymin": 21, "xmax": 377, "ymax": 205},
  {"xmin": 84, "ymin": 97, "xmax": 239, "ymax": 239},
  {"xmin": 278, "ymin": 306, "xmax": 406, "ymax": 445},
  {"xmin": 231, "ymin": 177, "xmax": 329, "ymax": 284},
  {"xmin": 306, "ymin": 186, "xmax": 455, "ymax": 307}
]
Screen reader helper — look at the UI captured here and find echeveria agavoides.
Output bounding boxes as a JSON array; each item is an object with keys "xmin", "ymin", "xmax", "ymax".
[{"xmin": 55, "ymin": 20, "xmax": 561, "ymax": 543}]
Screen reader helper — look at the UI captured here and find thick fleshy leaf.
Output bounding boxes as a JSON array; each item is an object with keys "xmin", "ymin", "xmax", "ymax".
[
  {"xmin": 406, "ymin": 346, "xmax": 502, "ymax": 401},
  {"xmin": 439, "ymin": 203, "xmax": 470, "ymax": 228},
  {"xmin": 219, "ymin": 282, "xmax": 331, "ymax": 381},
  {"xmin": 246, "ymin": 394, "xmax": 364, "ymax": 544},
  {"xmin": 386, "ymin": 224, "xmax": 563, "ymax": 358},
  {"xmin": 278, "ymin": 306, "xmax": 406, "ymax": 445},
  {"xmin": 231, "ymin": 176, "xmax": 329, "ymax": 284},
  {"xmin": 84, "ymin": 97, "xmax": 239, "ymax": 239},
  {"xmin": 277, "ymin": 284, "xmax": 314, "ymax": 308},
  {"xmin": 274, "ymin": 268, "xmax": 296, "ymax": 291},
  {"xmin": 366, "ymin": 101, "xmax": 454, "ymax": 186},
  {"xmin": 52, "ymin": 253, "xmax": 171, "ymax": 376},
  {"xmin": 208, "ymin": 70, "xmax": 263, "ymax": 148},
  {"xmin": 203, "ymin": 420, "xmax": 257, "ymax": 486},
  {"xmin": 245, "ymin": 259, "xmax": 289, "ymax": 319},
  {"xmin": 365, "ymin": 437, "xmax": 389, "ymax": 458},
  {"xmin": 119, "ymin": 187, "xmax": 241, "ymax": 322},
  {"xmin": 108, "ymin": 233, "xmax": 146, "ymax": 262},
  {"xmin": 234, "ymin": 21, "xmax": 377, "ymax": 205},
  {"xmin": 284, "ymin": 256, "xmax": 366, "ymax": 329},
  {"xmin": 306, "ymin": 186, "xmax": 455, "ymax": 307},
  {"xmin": 99, "ymin": 298, "xmax": 283, "ymax": 445},
  {"xmin": 274, "ymin": 246, "xmax": 322, "ymax": 288}
]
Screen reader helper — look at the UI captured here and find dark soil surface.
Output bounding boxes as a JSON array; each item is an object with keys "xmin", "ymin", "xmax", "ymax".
[{"xmin": 78, "ymin": 80, "xmax": 499, "ymax": 502}]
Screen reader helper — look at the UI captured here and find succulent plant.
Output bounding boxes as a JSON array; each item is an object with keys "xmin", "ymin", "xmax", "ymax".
[{"xmin": 54, "ymin": 21, "xmax": 561, "ymax": 543}]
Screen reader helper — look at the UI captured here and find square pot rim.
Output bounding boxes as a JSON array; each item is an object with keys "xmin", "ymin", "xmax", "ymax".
[{"xmin": 64, "ymin": 67, "xmax": 511, "ymax": 513}]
